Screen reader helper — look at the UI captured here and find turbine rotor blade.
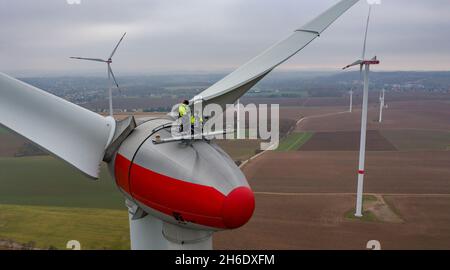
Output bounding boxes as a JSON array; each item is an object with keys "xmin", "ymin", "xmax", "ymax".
[
  {"xmin": 109, "ymin": 32, "xmax": 126, "ymax": 59},
  {"xmin": 342, "ymin": 59, "xmax": 363, "ymax": 70},
  {"xmin": 108, "ymin": 65, "xmax": 119, "ymax": 88},
  {"xmin": 108, "ymin": 65, "xmax": 121, "ymax": 93},
  {"xmin": 359, "ymin": 64, "xmax": 363, "ymax": 80},
  {"xmin": 361, "ymin": 5, "xmax": 372, "ymax": 60},
  {"xmin": 0, "ymin": 72, "xmax": 115, "ymax": 179},
  {"xmin": 196, "ymin": 0, "xmax": 359, "ymax": 109},
  {"xmin": 70, "ymin": 57, "xmax": 107, "ymax": 63}
]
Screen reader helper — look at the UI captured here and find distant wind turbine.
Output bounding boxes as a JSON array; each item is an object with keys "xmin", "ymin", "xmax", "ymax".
[
  {"xmin": 342, "ymin": 3, "xmax": 380, "ymax": 217},
  {"xmin": 349, "ymin": 89, "xmax": 353, "ymax": 113},
  {"xmin": 237, "ymin": 99, "xmax": 242, "ymax": 139},
  {"xmin": 70, "ymin": 32, "xmax": 126, "ymax": 116},
  {"xmin": 378, "ymin": 88, "xmax": 385, "ymax": 122}
]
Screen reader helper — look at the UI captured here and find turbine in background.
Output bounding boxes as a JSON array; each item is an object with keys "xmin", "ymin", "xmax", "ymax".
[
  {"xmin": 348, "ymin": 81, "xmax": 358, "ymax": 113},
  {"xmin": 348, "ymin": 80, "xmax": 361, "ymax": 113},
  {"xmin": 71, "ymin": 32, "xmax": 126, "ymax": 116},
  {"xmin": 342, "ymin": 2, "xmax": 380, "ymax": 217},
  {"xmin": 379, "ymin": 88, "xmax": 385, "ymax": 122},
  {"xmin": 237, "ymin": 99, "xmax": 242, "ymax": 139}
]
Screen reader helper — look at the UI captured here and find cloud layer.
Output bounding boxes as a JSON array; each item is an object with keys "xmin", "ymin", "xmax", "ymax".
[{"xmin": 1, "ymin": 0, "xmax": 449, "ymax": 76}]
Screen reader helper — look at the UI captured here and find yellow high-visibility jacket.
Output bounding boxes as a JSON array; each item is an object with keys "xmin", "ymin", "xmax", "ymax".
[
  {"xmin": 191, "ymin": 115, "xmax": 203, "ymax": 124},
  {"xmin": 178, "ymin": 104, "xmax": 188, "ymax": 117}
]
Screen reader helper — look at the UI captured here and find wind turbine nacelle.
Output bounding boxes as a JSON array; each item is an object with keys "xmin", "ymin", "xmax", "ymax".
[{"xmin": 110, "ymin": 118, "xmax": 255, "ymax": 231}]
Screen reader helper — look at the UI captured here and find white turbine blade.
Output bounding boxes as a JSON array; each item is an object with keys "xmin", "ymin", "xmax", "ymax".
[
  {"xmin": 70, "ymin": 57, "xmax": 107, "ymax": 63},
  {"xmin": 109, "ymin": 32, "xmax": 126, "ymax": 59},
  {"xmin": 361, "ymin": 5, "xmax": 372, "ymax": 60},
  {"xmin": 0, "ymin": 73, "xmax": 115, "ymax": 179},
  {"xmin": 343, "ymin": 59, "xmax": 363, "ymax": 70},
  {"xmin": 108, "ymin": 65, "xmax": 120, "ymax": 89},
  {"xmin": 196, "ymin": 0, "xmax": 359, "ymax": 108}
]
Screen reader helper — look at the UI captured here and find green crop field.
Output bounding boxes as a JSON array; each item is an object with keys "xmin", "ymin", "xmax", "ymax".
[
  {"xmin": 0, "ymin": 204, "xmax": 130, "ymax": 250},
  {"xmin": 0, "ymin": 156, "xmax": 125, "ymax": 209},
  {"xmin": 216, "ymin": 139, "xmax": 262, "ymax": 162},
  {"xmin": 0, "ymin": 156, "xmax": 130, "ymax": 249},
  {"xmin": 0, "ymin": 126, "xmax": 7, "ymax": 135},
  {"xmin": 276, "ymin": 132, "xmax": 313, "ymax": 152}
]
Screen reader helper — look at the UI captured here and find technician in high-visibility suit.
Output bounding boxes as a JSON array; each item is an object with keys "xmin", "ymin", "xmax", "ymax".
[
  {"xmin": 178, "ymin": 100, "xmax": 190, "ymax": 133},
  {"xmin": 191, "ymin": 111, "xmax": 203, "ymax": 135}
]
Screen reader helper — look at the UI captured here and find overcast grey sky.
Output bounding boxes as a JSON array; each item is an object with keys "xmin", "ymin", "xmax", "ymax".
[{"xmin": 0, "ymin": 0, "xmax": 449, "ymax": 76}]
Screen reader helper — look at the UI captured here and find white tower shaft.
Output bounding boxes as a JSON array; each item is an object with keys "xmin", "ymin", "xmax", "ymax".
[
  {"xmin": 237, "ymin": 99, "xmax": 241, "ymax": 139},
  {"xmin": 109, "ymin": 86, "xmax": 113, "ymax": 116},
  {"xmin": 127, "ymin": 201, "xmax": 212, "ymax": 250},
  {"xmin": 349, "ymin": 90, "xmax": 353, "ymax": 112},
  {"xmin": 378, "ymin": 89, "xmax": 384, "ymax": 123},
  {"xmin": 108, "ymin": 64, "xmax": 113, "ymax": 117},
  {"xmin": 355, "ymin": 63, "xmax": 370, "ymax": 217}
]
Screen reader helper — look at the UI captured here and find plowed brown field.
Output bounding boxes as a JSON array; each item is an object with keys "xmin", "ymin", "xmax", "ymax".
[{"xmin": 300, "ymin": 130, "xmax": 397, "ymax": 151}]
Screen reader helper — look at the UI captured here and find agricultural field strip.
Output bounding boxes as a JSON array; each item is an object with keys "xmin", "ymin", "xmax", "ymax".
[
  {"xmin": 0, "ymin": 204, "xmax": 130, "ymax": 250},
  {"xmin": 295, "ymin": 111, "xmax": 349, "ymax": 125},
  {"xmin": 239, "ymin": 143, "xmax": 277, "ymax": 168},
  {"xmin": 254, "ymin": 192, "xmax": 450, "ymax": 197},
  {"xmin": 286, "ymin": 133, "xmax": 310, "ymax": 151},
  {"xmin": 240, "ymin": 110, "xmax": 350, "ymax": 168},
  {"xmin": 276, "ymin": 132, "xmax": 313, "ymax": 152}
]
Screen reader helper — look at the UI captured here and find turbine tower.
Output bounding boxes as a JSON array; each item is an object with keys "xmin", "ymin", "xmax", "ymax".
[
  {"xmin": 71, "ymin": 32, "xmax": 126, "ymax": 116},
  {"xmin": 348, "ymin": 80, "xmax": 360, "ymax": 113},
  {"xmin": 342, "ymin": 2, "xmax": 379, "ymax": 217},
  {"xmin": 378, "ymin": 88, "xmax": 385, "ymax": 122},
  {"xmin": 237, "ymin": 99, "xmax": 242, "ymax": 139},
  {"xmin": 349, "ymin": 84, "xmax": 355, "ymax": 113}
]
